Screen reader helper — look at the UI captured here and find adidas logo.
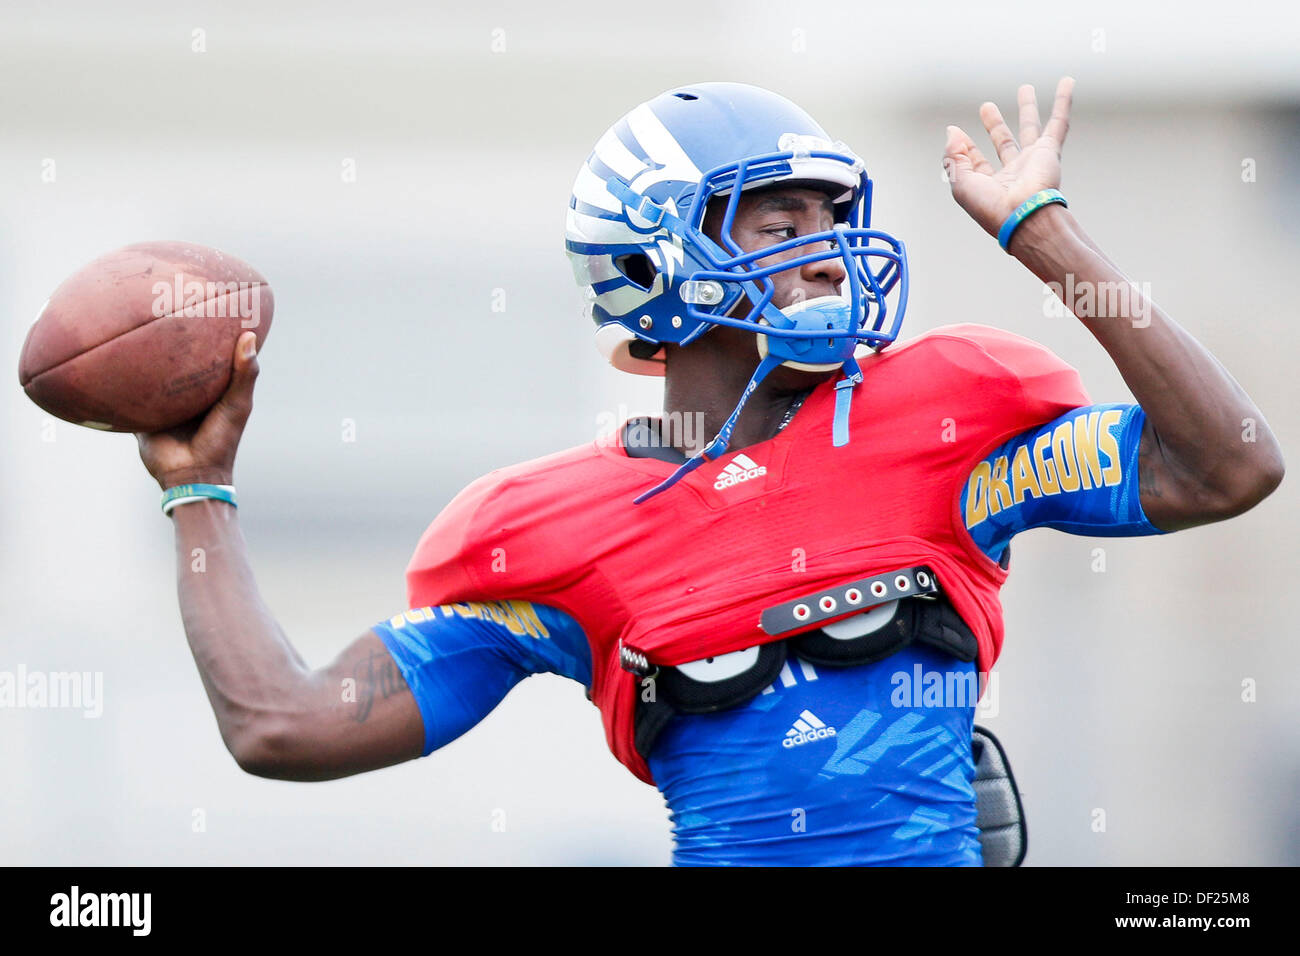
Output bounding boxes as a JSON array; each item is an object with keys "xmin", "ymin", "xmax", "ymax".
[
  {"xmin": 782, "ymin": 709, "xmax": 837, "ymax": 748},
  {"xmin": 714, "ymin": 453, "xmax": 767, "ymax": 490}
]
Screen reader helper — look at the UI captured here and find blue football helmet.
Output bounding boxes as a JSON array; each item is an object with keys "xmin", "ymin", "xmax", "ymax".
[{"xmin": 565, "ymin": 81, "xmax": 910, "ymax": 501}]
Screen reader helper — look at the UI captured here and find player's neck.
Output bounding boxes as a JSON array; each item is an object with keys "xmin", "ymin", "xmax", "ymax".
[{"xmin": 661, "ymin": 345, "xmax": 827, "ymax": 458}]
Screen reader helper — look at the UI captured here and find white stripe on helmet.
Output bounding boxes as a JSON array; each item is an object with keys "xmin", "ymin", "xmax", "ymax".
[
  {"xmin": 592, "ymin": 128, "xmax": 645, "ymax": 181},
  {"xmin": 625, "ymin": 103, "xmax": 703, "ymax": 191}
]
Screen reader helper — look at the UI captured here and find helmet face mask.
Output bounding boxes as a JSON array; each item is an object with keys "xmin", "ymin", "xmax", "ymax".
[
  {"xmin": 568, "ymin": 82, "xmax": 910, "ymax": 378},
  {"xmin": 683, "ymin": 159, "xmax": 907, "ymax": 370}
]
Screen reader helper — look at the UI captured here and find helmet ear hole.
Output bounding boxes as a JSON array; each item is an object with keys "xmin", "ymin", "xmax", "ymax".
[{"xmin": 614, "ymin": 253, "xmax": 658, "ymax": 291}]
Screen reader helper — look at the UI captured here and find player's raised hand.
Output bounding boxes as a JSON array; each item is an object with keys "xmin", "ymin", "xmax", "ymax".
[
  {"xmin": 943, "ymin": 77, "xmax": 1074, "ymax": 239},
  {"xmin": 136, "ymin": 331, "xmax": 260, "ymax": 490}
]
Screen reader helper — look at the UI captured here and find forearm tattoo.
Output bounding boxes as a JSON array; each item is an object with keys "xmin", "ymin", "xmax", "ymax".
[{"xmin": 353, "ymin": 650, "xmax": 406, "ymax": 723}]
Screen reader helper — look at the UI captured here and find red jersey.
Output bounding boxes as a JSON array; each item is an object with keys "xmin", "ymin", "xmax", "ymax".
[{"xmin": 406, "ymin": 324, "xmax": 1091, "ymax": 783}]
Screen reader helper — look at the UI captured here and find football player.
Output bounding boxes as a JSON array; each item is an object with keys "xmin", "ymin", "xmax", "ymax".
[{"xmin": 137, "ymin": 79, "xmax": 1283, "ymax": 865}]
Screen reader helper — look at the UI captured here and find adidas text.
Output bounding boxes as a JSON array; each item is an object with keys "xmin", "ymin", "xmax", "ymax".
[
  {"xmin": 782, "ymin": 726, "xmax": 837, "ymax": 748},
  {"xmin": 715, "ymin": 453, "xmax": 767, "ymax": 490},
  {"xmin": 783, "ymin": 709, "xmax": 837, "ymax": 748}
]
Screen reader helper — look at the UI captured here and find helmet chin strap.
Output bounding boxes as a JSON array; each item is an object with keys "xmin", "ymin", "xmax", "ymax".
[{"xmin": 632, "ymin": 296, "xmax": 864, "ymax": 505}]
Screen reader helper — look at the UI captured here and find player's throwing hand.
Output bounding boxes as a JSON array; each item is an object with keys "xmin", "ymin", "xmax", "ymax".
[
  {"xmin": 943, "ymin": 76, "xmax": 1074, "ymax": 237},
  {"xmin": 135, "ymin": 331, "xmax": 260, "ymax": 491}
]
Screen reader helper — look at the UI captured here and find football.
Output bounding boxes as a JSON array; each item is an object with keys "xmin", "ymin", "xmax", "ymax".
[{"xmin": 17, "ymin": 241, "xmax": 273, "ymax": 432}]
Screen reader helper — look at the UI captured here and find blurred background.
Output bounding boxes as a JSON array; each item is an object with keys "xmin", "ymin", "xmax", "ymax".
[{"xmin": 2, "ymin": 0, "xmax": 1298, "ymax": 866}]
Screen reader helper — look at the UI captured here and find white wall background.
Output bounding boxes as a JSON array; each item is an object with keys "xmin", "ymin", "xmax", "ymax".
[{"xmin": 2, "ymin": 0, "xmax": 1298, "ymax": 865}]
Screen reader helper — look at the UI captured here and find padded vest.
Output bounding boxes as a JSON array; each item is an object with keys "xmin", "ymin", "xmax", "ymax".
[
  {"xmin": 406, "ymin": 324, "xmax": 1091, "ymax": 784},
  {"xmin": 634, "ymin": 588, "xmax": 979, "ymax": 758}
]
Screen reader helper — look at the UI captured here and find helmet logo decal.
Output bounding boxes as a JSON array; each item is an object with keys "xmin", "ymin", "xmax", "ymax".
[{"xmin": 655, "ymin": 233, "xmax": 684, "ymax": 284}]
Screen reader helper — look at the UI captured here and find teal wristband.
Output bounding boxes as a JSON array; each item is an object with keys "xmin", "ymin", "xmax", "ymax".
[
  {"xmin": 997, "ymin": 188, "xmax": 1067, "ymax": 251},
  {"xmin": 161, "ymin": 483, "xmax": 237, "ymax": 516}
]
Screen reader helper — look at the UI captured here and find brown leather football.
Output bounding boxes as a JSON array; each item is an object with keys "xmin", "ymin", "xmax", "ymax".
[{"xmin": 18, "ymin": 241, "xmax": 274, "ymax": 432}]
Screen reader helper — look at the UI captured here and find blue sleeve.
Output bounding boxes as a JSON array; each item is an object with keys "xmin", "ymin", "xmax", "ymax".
[
  {"xmin": 371, "ymin": 600, "xmax": 592, "ymax": 757},
  {"xmin": 961, "ymin": 403, "xmax": 1166, "ymax": 563}
]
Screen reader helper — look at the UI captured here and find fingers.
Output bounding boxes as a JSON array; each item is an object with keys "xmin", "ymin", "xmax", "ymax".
[
  {"xmin": 977, "ymin": 77, "xmax": 1073, "ymax": 165},
  {"xmin": 944, "ymin": 125, "xmax": 995, "ymax": 177},
  {"xmin": 229, "ymin": 331, "xmax": 260, "ymax": 389},
  {"xmin": 1042, "ymin": 76, "xmax": 1074, "ymax": 148},
  {"xmin": 211, "ymin": 331, "xmax": 260, "ymax": 431},
  {"xmin": 1017, "ymin": 83, "xmax": 1041, "ymax": 145},
  {"xmin": 979, "ymin": 101, "xmax": 1019, "ymax": 165},
  {"xmin": 231, "ymin": 330, "xmax": 260, "ymax": 391}
]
